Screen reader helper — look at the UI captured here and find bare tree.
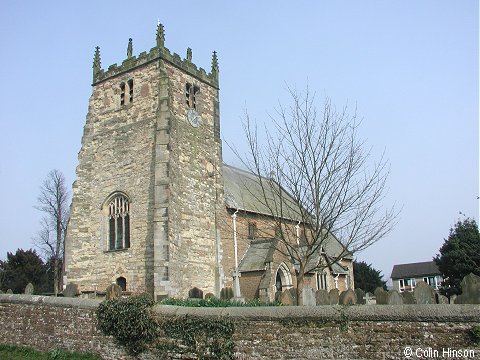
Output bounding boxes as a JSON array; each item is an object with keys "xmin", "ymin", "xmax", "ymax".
[
  {"xmin": 236, "ymin": 87, "xmax": 398, "ymax": 304},
  {"xmin": 34, "ymin": 169, "xmax": 69, "ymax": 296}
]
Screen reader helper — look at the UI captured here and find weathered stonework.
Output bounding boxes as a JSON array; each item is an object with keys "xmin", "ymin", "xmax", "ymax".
[
  {"xmin": 65, "ymin": 24, "xmax": 222, "ymax": 299},
  {"xmin": 1, "ymin": 295, "xmax": 479, "ymax": 360}
]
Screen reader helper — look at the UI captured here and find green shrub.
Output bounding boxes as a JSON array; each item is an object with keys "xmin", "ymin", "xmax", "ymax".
[
  {"xmin": 470, "ymin": 325, "xmax": 480, "ymax": 344},
  {"xmin": 157, "ymin": 316, "xmax": 235, "ymax": 359},
  {"xmin": 96, "ymin": 293, "xmax": 157, "ymax": 355}
]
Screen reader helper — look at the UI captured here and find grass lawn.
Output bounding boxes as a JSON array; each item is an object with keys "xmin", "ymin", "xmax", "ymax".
[{"xmin": 0, "ymin": 345, "xmax": 102, "ymax": 360}]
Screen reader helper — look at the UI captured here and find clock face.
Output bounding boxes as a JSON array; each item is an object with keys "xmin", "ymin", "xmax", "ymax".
[{"xmin": 186, "ymin": 109, "xmax": 200, "ymax": 128}]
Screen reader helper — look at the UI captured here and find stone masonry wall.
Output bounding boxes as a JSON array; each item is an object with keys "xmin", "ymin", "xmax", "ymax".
[
  {"xmin": 0, "ymin": 295, "xmax": 479, "ymax": 359},
  {"xmin": 164, "ymin": 60, "xmax": 222, "ymax": 298},
  {"xmin": 65, "ymin": 60, "xmax": 161, "ymax": 294}
]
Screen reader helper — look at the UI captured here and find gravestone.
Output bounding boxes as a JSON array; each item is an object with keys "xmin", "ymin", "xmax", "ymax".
[
  {"xmin": 387, "ymin": 290, "xmax": 403, "ymax": 305},
  {"xmin": 355, "ymin": 288, "xmax": 366, "ymax": 304},
  {"xmin": 339, "ymin": 289, "xmax": 357, "ymax": 305},
  {"xmin": 275, "ymin": 290, "xmax": 283, "ymax": 303},
  {"xmin": 205, "ymin": 292, "xmax": 215, "ymax": 299},
  {"xmin": 436, "ymin": 293, "xmax": 449, "ymax": 304},
  {"xmin": 414, "ymin": 281, "xmax": 435, "ymax": 304},
  {"xmin": 364, "ymin": 292, "xmax": 376, "ymax": 305},
  {"xmin": 375, "ymin": 287, "xmax": 388, "ymax": 305},
  {"xmin": 24, "ymin": 283, "xmax": 34, "ymax": 295},
  {"xmin": 328, "ymin": 288, "xmax": 339, "ymax": 305},
  {"xmin": 302, "ymin": 287, "xmax": 316, "ymax": 306},
  {"xmin": 289, "ymin": 288, "xmax": 298, "ymax": 305},
  {"xmin": 188, "ymin": 287, "xmax": 204, "ymax": 299},
  {"xmin": 220, "ymin": 287, "xmax": 233, "ymax": 300},
  {"xmin": 63, "ymin": 283, "xmax": 80, "ymax": 298},
  {"xmin": 105, "ymin": 283, "xmax": 122, "ymax": 300},
  {"xmin": 281, "ymin": 289, "xmax": 294, "ymax": 306},
  {"xmin": 455, "ymin": 273, "xmax": 480, "ymax": 304},
  {"xmin": 402, "ymin": 291, "xmax": 415, "ymax": 304},
  {"xmin": 315, "ymin": 289, "xmax": 330, "ymax": 305},
  {"xmin": 6, "ymin": 289, "xmax": 13, "ymax": 294},
  {"xmin": 374, "ymin": 287, "xmax": 388, "ymax": 305},
  {"xmin": 450, "ymin": 294, "xmax": 457, "ymax": 304}
]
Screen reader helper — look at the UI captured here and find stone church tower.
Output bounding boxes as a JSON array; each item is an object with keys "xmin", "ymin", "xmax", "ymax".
[{"xmin": 64, "ymin": 24, "xmax": 224, "ymax": 300}]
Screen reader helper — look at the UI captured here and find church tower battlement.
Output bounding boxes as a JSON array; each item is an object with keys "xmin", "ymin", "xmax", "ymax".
[{"xmin": 64, "ymin": 23, "xmax": 224, "ymax": 300}]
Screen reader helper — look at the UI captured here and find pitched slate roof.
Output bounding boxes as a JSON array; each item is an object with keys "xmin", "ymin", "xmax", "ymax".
[
  {"xmin": 224, "ymin": 163, "xmax": 352, "ymax": 271},
  {"xmin": 390, "ymin": 261, "xmax": 440, "ymax": 280},
  {"xmin": 223, "ymin": 164, "xmax": 303, "ymax": 221},
  {"xmin": 238, "ymin": 239, "xmax": 277, "ymax": 272}
]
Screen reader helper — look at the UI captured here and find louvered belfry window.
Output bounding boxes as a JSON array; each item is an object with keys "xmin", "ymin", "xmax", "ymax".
[{"xmin": 108, "ymin": 194, "xmax": 130, "ymax": 250}]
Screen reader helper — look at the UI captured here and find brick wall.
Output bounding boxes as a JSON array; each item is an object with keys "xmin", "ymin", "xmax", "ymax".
[{"xmin": 1, "ymin": 294, "xmax": 478, "ymax": 360}]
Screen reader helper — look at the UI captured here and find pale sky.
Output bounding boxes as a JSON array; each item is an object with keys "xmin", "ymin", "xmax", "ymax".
[{"xmin": 0, "ymin": 1, "xmax": 478, "ymax": 283}]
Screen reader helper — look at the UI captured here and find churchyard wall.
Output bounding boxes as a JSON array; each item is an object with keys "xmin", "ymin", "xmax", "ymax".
[{"xmin": 0, "ymin": 294, "xmax": 478, "ymax": 360}]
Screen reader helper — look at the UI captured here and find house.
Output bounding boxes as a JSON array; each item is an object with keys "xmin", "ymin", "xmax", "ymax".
[
  {"xmin": 63, "ymin": 24, "xmax": 353, "ymax": 301},
  {"xmin": 391, "ymin": 261, "xmax": 442, "ymax": 292}
]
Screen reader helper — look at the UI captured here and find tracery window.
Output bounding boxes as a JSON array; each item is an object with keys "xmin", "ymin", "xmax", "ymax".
[
  {"xmin": 107, "ymin": 194, "xmax": 130, "ymax": 250},
  {"xmin": 317, "ymin": 272, "xmax": 328, "ymax": 290}
]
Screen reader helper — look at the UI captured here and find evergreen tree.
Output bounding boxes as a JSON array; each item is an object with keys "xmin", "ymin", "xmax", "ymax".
[
  {"xmin": 0, "ymin": 249, "xmax": 48, "ymax": 294},
  {"xmin": 353, "ymin": 260, "xmax": 387, "ymax": 293},
  {"xmin": 434, "ymin": 218, "xmax": 480, "ymax": 296}
]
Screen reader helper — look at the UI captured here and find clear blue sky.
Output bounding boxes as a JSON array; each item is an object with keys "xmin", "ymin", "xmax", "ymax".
[{"xmin": 0, "ymin": 1, "xmax": 478, "ymax": 283}]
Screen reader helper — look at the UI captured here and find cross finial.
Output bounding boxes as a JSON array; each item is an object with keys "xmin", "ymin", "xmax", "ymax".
[
  {"xmin": 93, "ymin": 46, "xmax": 101, "ymax": 82},
  {"xmin": 211, "ymin": 51, "xmax": 219, "ymax": 79}
]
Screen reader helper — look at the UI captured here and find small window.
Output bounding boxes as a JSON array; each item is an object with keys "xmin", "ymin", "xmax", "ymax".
[
  {"xmin": 299, "ymin": 229, "xmax": 307, "ymax": 245},
  {"xmin": 120, "ymin": 82, "xmax": 126, "ymax": 106},
  {"xmin": 248, "ymin": 223, "xmax": 256, "ymax": 240},
  {"xmin": 107, "ymin": 194, "xmax": 130, "ymax": 250},
  {"xmin": 163, "ymin": 244, "xmax": 170, "ymax": 261},
  {"xmin": 185, "ymin": 83, "xmax": 200, "ymax": 110},
  {"xmin": 128, "ymin": 79, "xmax": 134, "ymax": 103},
  {"xmin": 161, "ymin": 266, "xmax": 169, "ymax": 281},
  {"xmin": 275, "ymin": 225, "xmax": 282, "ymax": 238}
]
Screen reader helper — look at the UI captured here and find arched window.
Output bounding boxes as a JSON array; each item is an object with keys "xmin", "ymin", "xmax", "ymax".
[{"xmin": 107, "ymin": 194, "xmax": 130, "ymax": 250}]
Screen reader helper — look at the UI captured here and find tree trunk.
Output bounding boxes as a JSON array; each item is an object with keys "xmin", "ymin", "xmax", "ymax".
[
  {"xmin": 296, "ymin": 271, "xmax": 305, "ymax": 306},
  {"xmin": 54, "ymin": 202, "xmax": 62, "ymax": 296},
  {"xmin": 53, "ymin": 257, "xmax": 59, "ymax": 296}
]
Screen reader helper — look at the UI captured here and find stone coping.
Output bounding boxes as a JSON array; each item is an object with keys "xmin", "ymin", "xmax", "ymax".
[
  {"xmin": 0, "ymin": 294, "xmax": 101, "ymax": 309},
  {"xmin": 154, "ymin": 304, "xmax": 480, "ymax": 322},
  {"xmin": 1, "ymin": 294, "xmax": 478, "ymax": 322}
]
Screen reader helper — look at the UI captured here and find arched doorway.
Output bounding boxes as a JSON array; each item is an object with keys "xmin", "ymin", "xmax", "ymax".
[
  {"xmin": 275, "ymin": 263, "xmax": 293, "ymax": 292},
  {"xmin": 116, "ymin": 276, "xmax": 126, "ymax": 291}
]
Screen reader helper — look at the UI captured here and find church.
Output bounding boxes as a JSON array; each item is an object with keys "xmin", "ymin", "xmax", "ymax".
[{"xmin": 64, "ymin": 24, "xmax": 354, "ymax": 301}]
